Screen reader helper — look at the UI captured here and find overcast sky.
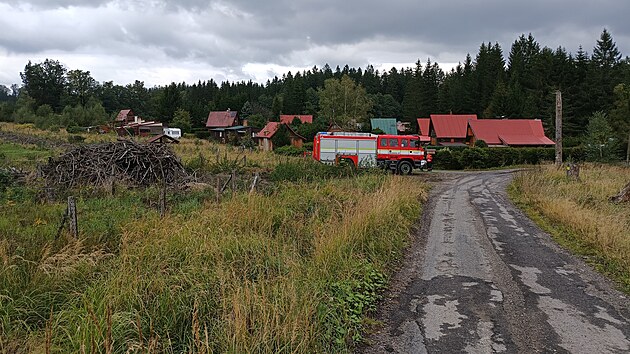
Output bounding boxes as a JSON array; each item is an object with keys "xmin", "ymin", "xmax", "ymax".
[{"xmin": 1, "ymin": 0, "xmax": 629, "ymax": 88}]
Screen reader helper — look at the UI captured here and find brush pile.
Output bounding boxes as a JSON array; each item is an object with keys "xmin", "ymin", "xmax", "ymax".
[
  {"xmin": 40, "ymin": 140, "xmax": 188, "ymax": 188},
  {"xmin": 609, "ymin": 181, "xmax": 630, "ymax": 204}
]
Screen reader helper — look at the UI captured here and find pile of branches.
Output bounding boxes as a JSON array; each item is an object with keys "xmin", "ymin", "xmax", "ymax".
[
  {"xmin": 609, "ymin": 181, "xmax": 630, "ymax": 204},
  {"xmin": 40, "ymin": 140, "xmax": 188, "ymax": 188}
]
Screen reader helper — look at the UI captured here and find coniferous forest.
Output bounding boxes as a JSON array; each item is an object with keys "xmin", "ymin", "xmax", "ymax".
[{"xmin": 1, "ymin": 29, "xmax": 629, "ymax": 154}]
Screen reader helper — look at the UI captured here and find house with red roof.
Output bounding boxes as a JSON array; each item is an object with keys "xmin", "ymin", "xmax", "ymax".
[
  {"xmin": 255, "ymin": 122, "xmax": 306, "ymax": 151},
  {"xmin": 206, "ymin": 109, "xmax": 238, "ymax": 129},
  {"xmin": 115, "ymin": 109, "xmax": 135, "ymax": 125},
  {"xmin": 416, "ymin": 118, "xmax": 431, "ymax": 143},
  {"xmin": 279, "ymin": 115, "xmax": 313, "ymax": 125},
  {"xmin": 114, "ymin": 109, "xmax": 165, "ymax": 136},
  {"xmin": 429, "ymin": 114, "xmax": 478, "ymax": 146},
  {"xmin": 467, "ymin": 119, "xmax": 555, "ymax": 147}
]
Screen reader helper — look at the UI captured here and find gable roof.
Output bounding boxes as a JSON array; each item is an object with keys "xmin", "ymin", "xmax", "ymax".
[
  {"xmin": 468, "ymin": 119, "xmax": 555, "ymax": 146},
  {"xmin": 256, "ymin": 122, "xmax": 281, "ymax": 139},
  {"xmin": 255, "ymin": 122, "xmax": 306, "ymax": 140},
  {"xmin": 279, "ymin": 115, "xmax": 313, "ymax": 124},
  {"xmin": 431, "ymin": 114, "xmax": 478, "ymax": 138},
  {"xmin": 147, "ymin": 134, "xmax": 180, "ymax": 144},
  {"xmin": 371, "ymin": 118, "xmax": 398, "ymax": 135},
  {"xmin": 206, "ymin": 110, "xmax": 238, "ymax": 128},
  {"xmin": 416, "ymin": 118, "xmax": 430, "ymax": 135},
  {"xmin": 115, "ymin": 109, "xmax": 133, "ymax": 122}
]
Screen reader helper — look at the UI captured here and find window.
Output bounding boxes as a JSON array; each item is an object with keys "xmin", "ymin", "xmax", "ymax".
[
  {"xmin": 389, "ymin": 138, "xmax": 398, "ymax": 147},
  {"xmin": 411, "ymin": 139, "xmax": 419, "ymax": 147},
  {"xmin": 401, "ymin": 139, "xmax": 409, "ymax": 147},
  {"xmin": 380, "ymin": 138, "xmax": 388, "ymax": 147}
]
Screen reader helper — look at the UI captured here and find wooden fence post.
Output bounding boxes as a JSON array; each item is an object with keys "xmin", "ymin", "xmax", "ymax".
[
  {"xmin": 249, "ymin": 173, "xmax": 259, "ymax": 194},
  {"xmin": 159, "ymin": 184, "xmax": 166, "ymax": 218},
  {"xmin": 231, "ymin": 170, "xmax": 236, "ymax": 195},
  {"xmin": 216, "ymin": 177, "xmax": 221, "ymax": 203},
  {"xmin": 68, "ymin": 196, "xmax": 78, "ymax": 239}
]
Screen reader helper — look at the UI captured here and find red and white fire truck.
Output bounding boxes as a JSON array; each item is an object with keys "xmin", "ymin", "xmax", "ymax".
[{"xmin": 312, "ymin": 132, "xmax": 433, "ymax": 174}]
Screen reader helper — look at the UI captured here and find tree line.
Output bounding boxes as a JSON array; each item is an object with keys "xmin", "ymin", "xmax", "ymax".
[{"xmin": 0, "ymin": 29, "xmax": 628, "ymax": 154}]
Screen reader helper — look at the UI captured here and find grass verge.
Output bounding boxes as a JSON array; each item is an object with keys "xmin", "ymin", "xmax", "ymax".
[{"xmin": 508, "ymin": 164, "xmax": 630, "ymax": 294}]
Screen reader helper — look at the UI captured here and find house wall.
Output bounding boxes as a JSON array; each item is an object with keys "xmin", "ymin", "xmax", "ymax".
[
  {"xmin": 290, "ymin": 138, "xmax": 303, "ymax": 149},
  {"xmin": 258, "ymin": 138, "xmax": 273, "ymax": 151}
]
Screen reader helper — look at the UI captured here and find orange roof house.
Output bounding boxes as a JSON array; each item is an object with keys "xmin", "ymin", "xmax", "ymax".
[
  {"xmin": 115, "ymin": 109, "xmax": 135, "ymax": 124},
  {"xmin": 416, "ymin": 118, "xmax": 431, "ymax": 143},
  {"xmin": 255, "ymin": 122, "xmax": 306, "ymax": 151},
  {"xmin": 206, "ymin": 110, "xmax": 238, "ymax": 128},
  {"xmin": 279, "ymin": 115, "xmax": 313, "ymax": 124},
  {"xmin": 430, "ymin": 114, "xmax": 478, "ymax": 146},
  {"xmin": 468, "ymin": 119, "xmax": 555, "ymax": 147}
]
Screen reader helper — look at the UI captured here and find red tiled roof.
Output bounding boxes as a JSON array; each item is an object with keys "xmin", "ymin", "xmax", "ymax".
[
  {"xmin": 279, "ymin": 115, "xmax": 313, "ymax": 124},
  {"xmin": 255, "ymin": 122, "xmax": 281, "ymax": 138},
  {"xmin": 468, "ymin": 119, "xmax": 555, "ymax": 146},
  {"xmin": 206, "ymin": 110, "xmax": 238, "ymax": 128},
  {"xmin": 431, "ymin": 114, "xmax": 478, "ymax": 138},
  {"xmin": 115, "ymin": 109, "xmax": 133, "ymax": 121},
  {"xmin": 416, "ymin": 118, "xmax": 430, "ymax": 135}
]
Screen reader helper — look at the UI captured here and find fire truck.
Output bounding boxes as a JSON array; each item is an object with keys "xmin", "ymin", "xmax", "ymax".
[{"xmin": 312, "ymin": 132, "xmax": 433, "ymax": 174}]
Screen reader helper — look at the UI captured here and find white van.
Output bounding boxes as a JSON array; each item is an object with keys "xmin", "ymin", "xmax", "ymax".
[{"xmin": 163, "ymin": 127, "xmax": 182, "ymax": 139}]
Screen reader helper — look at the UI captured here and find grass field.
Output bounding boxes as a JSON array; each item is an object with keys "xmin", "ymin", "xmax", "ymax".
[
  {"xmin": 0, "ymin": 126, "xmax": 428, "ymax": 352},
  {"xmin": 509, "ymin": 164, "xmax": 630, "ymax": 293}
]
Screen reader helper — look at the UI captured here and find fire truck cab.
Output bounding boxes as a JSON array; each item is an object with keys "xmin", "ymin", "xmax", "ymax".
[{"xmin": 312, "ymin": 132, "xmax": 433, "ymax": 174}]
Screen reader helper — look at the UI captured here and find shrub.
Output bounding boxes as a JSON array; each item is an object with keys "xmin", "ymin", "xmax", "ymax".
[
  {"xmin": 270, "ymin": 159, "xmax": 355, "ymax": 182},
  {"xmin": 274, "ymin": 145, "xmax": 306, "ymax": 156},
  {"xmin": 474, "ymin": 139, "xmax": 488, "ymax": 148},
  {"xmin": 194, "ymin": 130, "xmax": 211, "ymax": 140},
  {"xmin": 67, "ymin": 135, "xmax": 85, "ymax": 143},
  {"xmin": 66, "ymin": 125, "xmax": 83, "ymax": 134}
]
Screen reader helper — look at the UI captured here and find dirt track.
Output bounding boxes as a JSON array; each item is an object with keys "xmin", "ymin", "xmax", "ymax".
[{"xmin": 362, "ymin": 171, "xmax": 630, "ymax": 354}]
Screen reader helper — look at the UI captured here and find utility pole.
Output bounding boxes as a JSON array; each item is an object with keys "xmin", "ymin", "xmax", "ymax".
[{"xmin": 555, "ymin": 90, "xmax": 563, "ymax": 166}]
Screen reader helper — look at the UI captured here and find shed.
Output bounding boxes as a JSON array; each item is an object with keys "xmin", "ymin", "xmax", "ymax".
[
  {"xmin": 255, "ymin": 122, "xmax": 306, "ymax": 151},
  {"xmin": 371, "ymin": 118, "xmax": 398, "ymax": 135}
]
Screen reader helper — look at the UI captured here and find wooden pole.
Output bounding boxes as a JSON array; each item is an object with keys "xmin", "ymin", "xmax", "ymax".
[
  {"xmin": 159, "ymin": 184, "xmax": 166, "ymax": 218},
  {"xmin": 68, "ymin": 196, "xmax": 78, "ymax": 239},
  {"xmin": 555, "ymin": 90, "xmax": 563, "ymax": 166},
  {"xmin": 231, "ymin": 170, "xmax": 236, "ymax": 195},
  {"xmin": 249, "ymin": 173, "xmax": 259, "ymax": 194},
  {"xmin": 626, "ymin": 130, "xmax": 630, "ymax": 165}
]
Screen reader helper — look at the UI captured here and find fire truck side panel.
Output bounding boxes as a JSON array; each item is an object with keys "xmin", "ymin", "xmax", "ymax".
[
  {"xmin": 357, "ymin": 139, "xmax": 377, "ymax": 167},
  {"xmin": 318, "ymin": 136, "xmax": 377, "ymax": 167}
]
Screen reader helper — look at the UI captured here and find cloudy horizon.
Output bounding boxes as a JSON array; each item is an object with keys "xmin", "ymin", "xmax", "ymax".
[{"xmin": 1, "ymin": 0, "xmax": 629, "ymax": 88}]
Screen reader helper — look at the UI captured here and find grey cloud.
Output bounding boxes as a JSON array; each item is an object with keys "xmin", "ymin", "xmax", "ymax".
[{"xmin": 1, "ymin": 0, "xmax": 629, "ymax": 87}]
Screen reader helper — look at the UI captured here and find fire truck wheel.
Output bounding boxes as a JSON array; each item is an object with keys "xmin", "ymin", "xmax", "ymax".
[{"xmin": 397, "ymin": 161, "xmax": 413, "ymax": 175}]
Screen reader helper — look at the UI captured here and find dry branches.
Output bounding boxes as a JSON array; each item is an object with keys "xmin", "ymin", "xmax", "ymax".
[{"xmin": 40, "ymin": 140, "xmax": 188, "ymax": 188}]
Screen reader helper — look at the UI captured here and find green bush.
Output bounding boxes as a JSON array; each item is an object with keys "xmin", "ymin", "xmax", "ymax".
[
  {"xmin": 274, "ymin": 145, "xmax": 306, "ymax": 156},
  {"xmin": 270, "ymin": 159, "xmax": 356, "ymax": 182},
  {"xmin": 66, "ymin": 125, "xmax": 83, "ymax": 134},
  {"xmin": 67, "ymin": 135, "xmax": 85, "ymax": 144},
  {"xmin": 474, "ymin": 139, "xmax": 488, "ymax": 148},
  {"xmin": 433, "ymin": 147, "xmax": 582, "ymax": 170},
  {"xmin": 194, "ymin": 130, "xmax": 211, "ymax": 139}
]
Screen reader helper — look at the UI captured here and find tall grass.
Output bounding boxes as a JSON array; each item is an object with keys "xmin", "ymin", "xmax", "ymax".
[
  {"xmin": 1, "ymin": 175, "xmax": 426, "ymax": 352},
  {"xmin": 510, "ymin": 164, "xmax": 630, "ymax": 292}
]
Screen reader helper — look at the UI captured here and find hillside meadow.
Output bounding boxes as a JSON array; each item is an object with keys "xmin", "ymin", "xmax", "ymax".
[
  {"xmin": 510, "ymin": 164, "xmax": 630, "ymax": 293},
  {"xmin": 0, "ymin": 125, "xmax": 428, "ymax": 352}
]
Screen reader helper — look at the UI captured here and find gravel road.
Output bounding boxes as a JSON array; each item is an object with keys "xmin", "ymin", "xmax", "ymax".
[{"xmin": 362, "ymin": 171, "xmax": 629, "ymax": 354}]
